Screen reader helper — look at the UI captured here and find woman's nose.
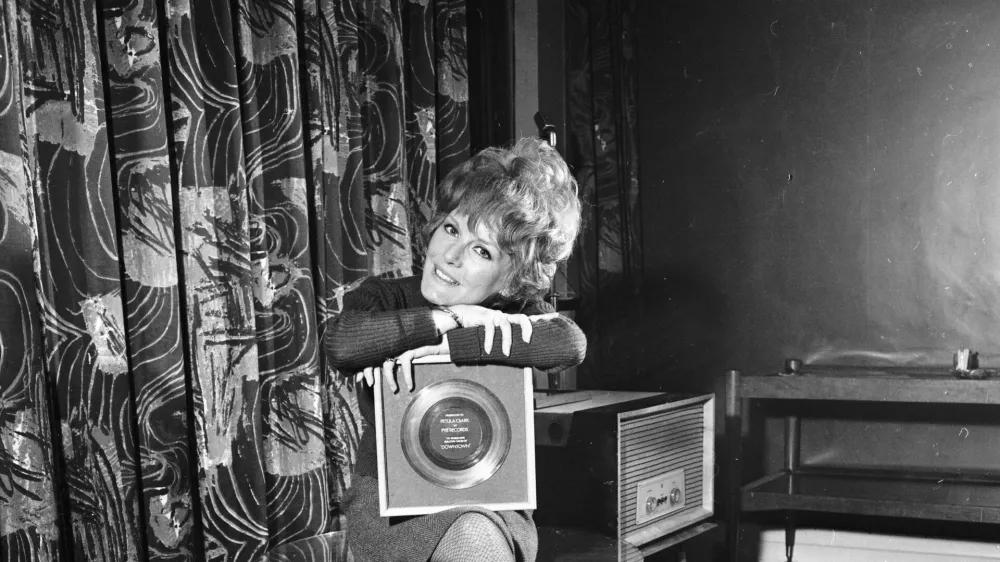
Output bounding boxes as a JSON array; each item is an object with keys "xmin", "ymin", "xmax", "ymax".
[{"xmin": 442, "ymin": 242, "xmax": 462, "ymax": 264}]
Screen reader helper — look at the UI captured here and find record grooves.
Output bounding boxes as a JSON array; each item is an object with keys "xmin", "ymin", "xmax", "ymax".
[{"xmin": 400, "ymin": 379, "xmax": 512, "ymax": 489}]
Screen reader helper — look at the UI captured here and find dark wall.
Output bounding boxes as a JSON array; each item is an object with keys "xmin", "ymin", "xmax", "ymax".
[
  {"xmin": 638, "ymin": 0, "xmax": 1000, "ymax": 379},
  {"xmin": 467, "ymin": 0, "xmax": 514, "ymax": 152},
  {"xmin": 634, "ymin": 1, "xmax": 1000, "ymax": 526}
]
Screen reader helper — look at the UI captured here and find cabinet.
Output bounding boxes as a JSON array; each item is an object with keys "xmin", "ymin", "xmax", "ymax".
[{"xmin": 725, "ymin": 366, "xmax": 1000, "ymax": 562}]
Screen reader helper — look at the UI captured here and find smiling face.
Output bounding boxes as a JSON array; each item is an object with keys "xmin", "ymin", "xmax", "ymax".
[{"xmin": 420, "ymin": 212, "xmax": 512, "ymax": 306}]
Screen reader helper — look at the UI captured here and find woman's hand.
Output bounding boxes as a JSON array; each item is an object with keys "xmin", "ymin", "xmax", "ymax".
[
  {"xmin": 353, "ymin": 310, "xmax": 560, "ymax": 390},
  {"xmin": 448, "ymin": 305, "xmax": 560, "ymax": 355},
  {"xmin": 354, "ymin": 337, "xmax": 451, "ymax": 393}
]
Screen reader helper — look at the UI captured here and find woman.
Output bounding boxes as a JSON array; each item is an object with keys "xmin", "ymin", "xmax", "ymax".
[{"xmin": 324, "ymin": 137, "xmax": 586, "ymax": 562}]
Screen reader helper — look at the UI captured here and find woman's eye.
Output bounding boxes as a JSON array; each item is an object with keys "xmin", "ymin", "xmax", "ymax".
[
  {"xmin": 443, "ymin": 223, "xmax": 457, "ymax": 236},
  {"xmin": 474, "ymin": 246, "xmax": 492, "ymax": 260}
]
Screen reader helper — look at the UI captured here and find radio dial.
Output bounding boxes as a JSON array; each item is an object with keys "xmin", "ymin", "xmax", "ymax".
[
  {"xmin": 669, "ymin": 488, "xmax": 682, "ymax": 505},
  {"xmin": 635, "ymin": 469, "xmax": 688, "ymax": 525}
]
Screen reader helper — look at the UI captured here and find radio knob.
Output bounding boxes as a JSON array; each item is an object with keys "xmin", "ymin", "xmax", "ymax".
[
  {"xmin": 645, "ymin": 497, "xmax": 657, "ymax": 514},
  {"xmin": 669, "ymin": 488, "xmax": 682, "ymax": 505}
]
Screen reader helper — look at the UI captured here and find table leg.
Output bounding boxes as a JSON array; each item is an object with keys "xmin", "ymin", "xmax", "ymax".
[
  {"xmin": 784, "ymin": 415, "xmax": 800, "ymax": 562},
  {"xmin": 725, "ymin": 370, "xmax": 742, "ymax": 562},
  {"xmin": 784, "ymin": 512, "xmax": 796, "ymax": 562}
]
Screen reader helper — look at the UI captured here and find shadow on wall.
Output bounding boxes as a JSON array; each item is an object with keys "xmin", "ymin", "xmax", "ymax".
[{"xmin": 594, "ymin": 265, "xmax": 730, "ymax": 394}]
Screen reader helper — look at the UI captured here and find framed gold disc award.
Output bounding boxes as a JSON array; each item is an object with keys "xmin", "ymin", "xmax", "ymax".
[{"xmin": 374, "ymin": 356, "xmax": 536, "ymax": 517}]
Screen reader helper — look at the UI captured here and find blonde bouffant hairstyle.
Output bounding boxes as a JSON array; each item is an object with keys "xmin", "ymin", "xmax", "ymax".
[{"xmin": 424, "ymin": 137, "xmax": 582, "ymax": 304}]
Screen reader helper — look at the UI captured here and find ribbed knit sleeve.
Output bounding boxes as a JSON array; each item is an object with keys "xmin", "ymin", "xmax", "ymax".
[
  {"xmin": 323, "ymin": 277, "xmax": 441, "ymax": 373},
  {"xmin": 447, "ymin": 306, "xmax": 587, "ymax": 374}
]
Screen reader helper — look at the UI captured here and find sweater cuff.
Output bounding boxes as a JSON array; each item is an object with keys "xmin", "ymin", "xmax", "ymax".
[
  {"xmin": 398, "ymin": 307, "xmax": 442, "ymax": 350},
  {"xmin": 447, "ymin": 326, "xmax": 484, "ymax": 364}
]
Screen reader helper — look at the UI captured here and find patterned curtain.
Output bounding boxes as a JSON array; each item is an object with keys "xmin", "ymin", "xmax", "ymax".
[
  {"xmin": 0, "ymin": 0, "xmax": 468, "ymax": 561},
  {"xmin": 564, "ymin": 0, "xmax": 641, "ymax": 388}
]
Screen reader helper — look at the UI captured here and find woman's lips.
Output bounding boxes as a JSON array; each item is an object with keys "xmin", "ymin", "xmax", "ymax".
[{"xmin": 434, "ymin": 266, "xmax": 459, "ymax": 285}]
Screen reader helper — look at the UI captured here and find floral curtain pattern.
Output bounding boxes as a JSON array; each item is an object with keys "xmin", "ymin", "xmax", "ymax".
[
  {"xmin": 0, "ymin": 0, "xmax": 468, "ymax": 561},
  {"xmin": 564, "ymin": 0, "xmax": 641, "ymax": 386}
]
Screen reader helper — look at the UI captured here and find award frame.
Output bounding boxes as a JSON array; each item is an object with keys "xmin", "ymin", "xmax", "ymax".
[{"xmin": 374, "ymin": 355, "xmax": 536, "ymax": 517}]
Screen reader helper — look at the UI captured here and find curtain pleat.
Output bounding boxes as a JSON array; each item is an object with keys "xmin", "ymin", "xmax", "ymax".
[
  {"xmin": 99, "ymin": 0, "xmax": 200, "ymax": 558},
  {"xmin": 0, "ymin": 2, "xmax": 64, "ymax": 560},
  {"xmin": 11, "ymin": 0, "xmax": 147, "ymax": 560},
  {"xmin": 0, "ymin": 0, "xmax": 469, "ymax": 560},
  {"xmin": 304, "ymin": 0, "xmax": 366, "ymax": 526},
  {"xmin": 564, "ymin": 0, "xmax": 641, "ymax": 387},
  {"xmin": 166, "ymin": 0, "xmax": 270, "ymax": 557},
  {"xmin": 431, "ymin": 0, "xmax": 469, "ymax": 181}
]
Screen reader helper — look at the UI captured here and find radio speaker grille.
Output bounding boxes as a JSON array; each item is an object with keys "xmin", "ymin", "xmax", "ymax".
[
  {"xmin": 619, "ymin": 404, "xmax": 711, "ymax": 544},
  {"xmin": 535, "ymin": 392, "xmax": 714, "ymax": 549}
]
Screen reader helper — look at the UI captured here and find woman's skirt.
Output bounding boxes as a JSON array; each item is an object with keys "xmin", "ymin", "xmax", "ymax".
[{"xmin": 345, "ymin": 474, "xmax": 538, "ymax": 562}]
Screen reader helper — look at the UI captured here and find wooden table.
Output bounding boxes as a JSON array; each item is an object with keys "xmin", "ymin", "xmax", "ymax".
[{"xmin": 725, "ymin": 366, "xmax": 1000, "ymax": 562}]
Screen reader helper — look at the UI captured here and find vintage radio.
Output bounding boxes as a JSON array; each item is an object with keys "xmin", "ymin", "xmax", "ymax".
[
  {"xmin": 374, "ymin": 356, "xmax": 535, "ymax": 516},
  {"xmin": 534, "ymin": 391, "xmax": 715, "ymax": 547}
]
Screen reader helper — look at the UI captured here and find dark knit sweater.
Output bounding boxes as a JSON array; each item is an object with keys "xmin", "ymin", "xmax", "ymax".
[{"xmin": 324, "ymin": 275, "xmax": 587, "ymax": 477}]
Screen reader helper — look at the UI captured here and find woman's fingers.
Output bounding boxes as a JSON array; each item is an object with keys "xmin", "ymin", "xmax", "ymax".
[
  {"xmin": 483, "ymin": 312, "xmax": 541, "ymax": 355},
  {"xmin": 362, "ymin": 367, "xmax": 374, "ymax": 387},
  {"xmin": 483, "ymin": 319, "xmax": 496, "ymax": 355},
  {"xmin": 510, "ymin": 314, "xmax": 532, "ymax": 344},
  {"xmin": 398, "ymin": 351, "xmax": 416, "ymax": 391},
  {"xmin": 484, "ymin": 312, "xmax": 513, "ymax": 356},
  {"xmin": 498, "ymin": 315, "xmax": 513, "ymax": 356},
  {"xmin": 383, "ymin": 358, "xmax": 398, "ymax": 393}
]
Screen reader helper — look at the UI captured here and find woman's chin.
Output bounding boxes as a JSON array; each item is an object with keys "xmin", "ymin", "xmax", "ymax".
[{"xmin": 420, "ymin": 278, "xmax": 453, "ymax": 305}]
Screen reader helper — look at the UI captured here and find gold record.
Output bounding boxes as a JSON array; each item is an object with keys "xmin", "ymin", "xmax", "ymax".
[{"xmin": 400, "ymin": 379, "xmax": 512, "ymax": 489}]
